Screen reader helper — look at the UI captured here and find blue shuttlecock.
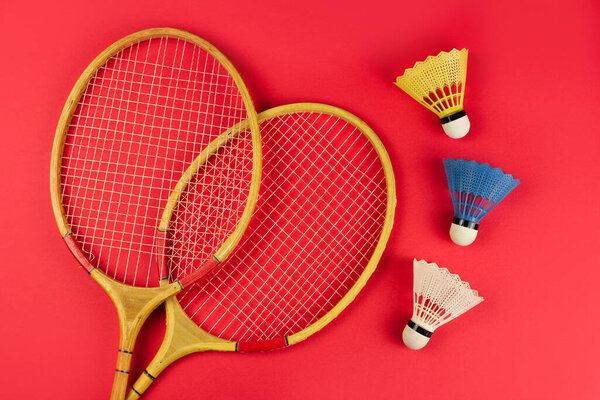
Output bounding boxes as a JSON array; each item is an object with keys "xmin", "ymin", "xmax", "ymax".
[{"xmin": 443, "ymin": 158, "xmax": 520, "ymax": 246}]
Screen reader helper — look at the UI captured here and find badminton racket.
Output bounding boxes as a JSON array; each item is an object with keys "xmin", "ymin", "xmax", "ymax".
[
  {"xmin": 49, "ymin": 28, "xmax": 261, "ymax": 400},
  {"xmin": 126, "ymin": 103, "xmax": 396, "ymax": 398}
]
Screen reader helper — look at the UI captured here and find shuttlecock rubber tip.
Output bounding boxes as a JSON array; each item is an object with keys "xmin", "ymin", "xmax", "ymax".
[
  {"xmin": 402, "ymin": 323, "xmax": 431, "ymax": 350},
  {"xmin": 449, "ymin": 222, "xmax": 478, "ymax": 246},
  {"xmin": 441, "ymin": 111, "xmax": 470, "ymax": 139}
]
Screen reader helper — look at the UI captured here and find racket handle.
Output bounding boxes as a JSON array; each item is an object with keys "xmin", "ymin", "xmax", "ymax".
[
  {"xmin": 126, "ymin": 368, "xmax": 157, "ymax": 400},
  {"xmin": 110, "ymin": 350, "xmax": 132, "ymax": 400}
]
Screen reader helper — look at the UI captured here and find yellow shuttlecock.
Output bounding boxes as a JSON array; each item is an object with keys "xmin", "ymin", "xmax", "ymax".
[{"xmin": 395, "ymin": 48, "xmax": 470, "ymax": 139}]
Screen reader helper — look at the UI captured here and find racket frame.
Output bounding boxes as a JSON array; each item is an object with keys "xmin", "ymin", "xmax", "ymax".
[
  {"xmin": 126, "ymin": 102, "xmax": 396, "ymax": 399},
  {"xmin": 49, "ymin": 28, "xmax": 261, "ymax": 400}
]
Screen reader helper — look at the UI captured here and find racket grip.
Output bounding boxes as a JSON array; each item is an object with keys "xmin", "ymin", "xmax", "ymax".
[
  {"xmin": 126, "ymin": 369, "xmax": 156, "ymax": 400},
  {"xmin": 110, "ymin": 349, "xmax": 132, "ymax": 400}
]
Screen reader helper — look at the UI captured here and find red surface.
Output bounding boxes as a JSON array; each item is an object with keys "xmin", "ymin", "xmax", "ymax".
[{"xmin": 1, "ymin": 0, "xmax": 599, "ymax": 399}]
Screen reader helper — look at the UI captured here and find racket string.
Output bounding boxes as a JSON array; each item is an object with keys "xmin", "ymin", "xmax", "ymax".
[
  {"xmin": 166, "ymin": 133, "xmax": 253, "ymax": 279},
  {"xmin": 61, "ymin": 35, "xmax": 252, "ymax": 287},
  {"xmin": 177, "ymin": 111, "xmax": 387, "ymax": 343}
]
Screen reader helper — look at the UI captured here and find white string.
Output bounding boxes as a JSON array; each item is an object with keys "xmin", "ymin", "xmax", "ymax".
[
  {"xmin": 178, "ymin": 111, "xmax": 387, "ymax": 343},
  {"xmin": 60, "ymin": 36, "xmax": 253, "ymax": 288}
]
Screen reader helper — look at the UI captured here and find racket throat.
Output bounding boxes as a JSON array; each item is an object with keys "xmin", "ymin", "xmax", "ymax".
[
  {"xmin": 88, "ymin": 270, "xmax": 182, "ymax": 400},
  {"xmin": 126, "ymin": 297, "xmax": 234, "ymax": 400}
]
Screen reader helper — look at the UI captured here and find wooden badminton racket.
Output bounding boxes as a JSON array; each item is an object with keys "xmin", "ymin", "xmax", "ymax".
[
  {"xmin": 49, "ymin": 28, "xmax": 261, "ymax": 400},
  {"xmin": 125, "ymin": 103, "xmax": 396, "ymax": 398}
]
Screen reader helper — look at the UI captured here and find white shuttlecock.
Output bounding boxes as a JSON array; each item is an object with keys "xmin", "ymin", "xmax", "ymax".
[{"xmin": 403, "ymin": 259, "xmax": 484, "ymax": 350}]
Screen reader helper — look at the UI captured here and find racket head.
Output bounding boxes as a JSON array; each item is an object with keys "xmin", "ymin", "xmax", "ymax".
[
  {"xmin": 174, "ymin": 102, "xmax": 396, "ymax": 351},
  {"xmin": 50, "ymin": 28, "xmax": 261, "ymax": 288}
]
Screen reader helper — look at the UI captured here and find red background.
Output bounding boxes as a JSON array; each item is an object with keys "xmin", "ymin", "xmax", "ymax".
[{"xmin": 1, "ymin": 0, "xmax": 599, "ymax": 398}]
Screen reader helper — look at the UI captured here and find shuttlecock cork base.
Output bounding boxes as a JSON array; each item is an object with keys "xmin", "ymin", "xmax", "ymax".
[
  {"xmin": 449, "ymin": 218, "xmax": 479, "ymax": 246},
  {"xmin": 440, "ymin": 110, "xmax": 470, "ymax": 139},
  {"xmin": 403, "ymin": 259, "xmax": 483, "ymax": 350},
  {"xmin": 403, "ymin": 319, "xmax": 434, "ymax": 350}
]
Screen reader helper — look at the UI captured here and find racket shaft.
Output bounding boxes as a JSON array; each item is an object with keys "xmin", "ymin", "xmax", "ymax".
[
  {"xmin": 111, "ymin": 354, "xmax": 131, "ymax": 400},
  {"xmin": 127, "ymin": 373, "xmax": 152, "ymax": 400},
  {"xmin": 126, "ymin": 297, "xmax": 234, "ymax": 399}
]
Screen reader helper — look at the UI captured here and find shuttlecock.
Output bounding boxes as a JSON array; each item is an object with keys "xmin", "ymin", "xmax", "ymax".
[
  {"xmin": 443, "ymin": 158, "xmax": 520, "ymax": 246},
  {"xmin": 395, "ymin": 48, "xmax": 470, "ymax": 139},
  {"xmin": 403, "ymin": 259, "xmax": 483, "ymax": 350}
]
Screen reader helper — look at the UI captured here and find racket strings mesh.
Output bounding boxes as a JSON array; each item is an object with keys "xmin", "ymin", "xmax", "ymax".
[
  {"xmin": 167, "ymin": 139, "xmax": 253, "ymax": 281},
  {"xmin": 177, "ymin": 111, "xmax": 388, "ymax": 343},
  {"xmin": 60, "ymin": 36, "xmax": 253, "ymax": 287}
]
